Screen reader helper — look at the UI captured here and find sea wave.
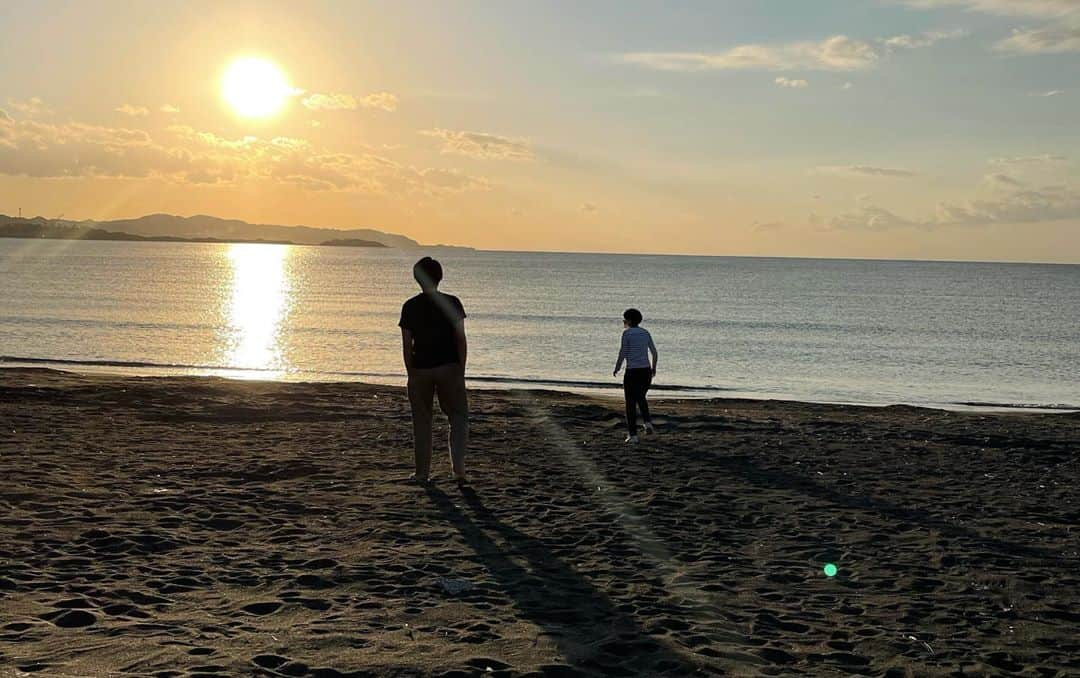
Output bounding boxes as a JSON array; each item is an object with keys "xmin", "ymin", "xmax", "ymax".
[
  {"xmin": 4, "ymin": 356, "xmax": 1074, "ymax": 408},
  {"xmin": 0, "ymin": 355, "xmax": 727, "ymax": 393},
  {"xmin": 948, "ymin": 400, "xmax": 1080, "ymax": 412}
]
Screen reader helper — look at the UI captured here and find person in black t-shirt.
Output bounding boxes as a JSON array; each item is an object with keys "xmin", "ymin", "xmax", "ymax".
[{"xmin": 398, "ymin": 257, "xmax": 469, "ymax": 483}]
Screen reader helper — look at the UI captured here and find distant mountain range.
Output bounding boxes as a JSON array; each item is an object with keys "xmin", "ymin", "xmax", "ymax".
[
  {"xmin": 0, "ymin": 213, "xmax": 472, "ymax": 250},
  {"xmin": 0, "ymin": 223, "xmax": 388, "ymax": 248}
]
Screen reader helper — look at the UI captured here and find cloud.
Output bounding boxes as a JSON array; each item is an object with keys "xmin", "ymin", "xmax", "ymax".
[
  {"xmin": 899, "ymin": 1, "xmax": 1078, "ymax": 19},
  {"xmin": 882, "ymin": 28, "xmax": 968, "ymax": 48},
  {"xmin": 115, "ymin": 104, "xmax": 149, "ymax": 117},
  {"xmin": 6, "ymin": 97, "xmax": 50, "ymax": 116},
  {"xmin": 830, "ymin": 181, "xmax": 1080, "ymax": 229},
  {"xmin": 901, "ymin": 0, "xmax": 1080, "ymax": 53},
  {"xmin": 815, "ymin": 165, "xmax": 918, "ymax": 177},
  {"xmin": 995, "ymin": 24, "xmax": 1080, "ymax": 53},
  {"xmin": 990, "ymin": 153, "xmax": 1067, "ymax": 164},
  {"xmin": 414, "ymin": 167, "xmax": 489, "ymax": 194},
  {"xmin": 775, "ymin": 77, "xmax": 809, "ymax": 88},
  {"xmin": 160, "ymin": 104, "xmax": 181, "ymax": 114},
  {"xmin": 842, "ymin": 81, "xmax": 855, "ymax": 89},
  {"xmin": 301, "ymin": 93, "xmax": 357, "ymax": 111},
  {"xmin": 939, "ymin": 184, "xmax": 1080, "ymax": 224},
  {"xmin": 0, "ymin": 115, "xmax": 485, "ymax": 197},
  {"xmin": 619, "ymin": 36, "xmax": 882, "ymax": 72},
  {"xmin": 361, "ymin": 91, "xmax": 398, "ymax": 112},
  {"xmin": 420, "ymin": 129, "xmax": 534, "ymax": 160},
  {"xmin": 301, "ymin": 91, "xmax": 398, "ymax": 112},
  {"xmin": 0, "ymin": 115, "xmax": 13, "ymax": 149},
  {"xmin": 617, "ymin": 30, "xmax": 963, "ymax": 73},
  {"xmin": 1031, "ymin": 89, "xmax": 1066, "ymax": 96},
  {"xmin": 0, "ymin": 119, "xmax": 192, "ymax": 181},
  {"xmin": 169, "ymin": 126, "xmax": 256, "ymax": 151},
  {"xmin": 830, "ymin": 205, "xmax": 921, "ymax": 230},
  {"xmin": 986, "ymin": 173, "xmax": 1024, "ymax": 186}
]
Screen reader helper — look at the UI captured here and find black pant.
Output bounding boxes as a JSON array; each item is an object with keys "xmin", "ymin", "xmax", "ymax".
[{"xmin": 623, "ymin": 368, "xmax": 652, "ymax": 435}]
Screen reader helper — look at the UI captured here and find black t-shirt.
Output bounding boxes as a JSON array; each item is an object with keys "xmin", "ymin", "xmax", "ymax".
[{"xmin": 398, "ymin": 292, "xmax": 466, "ymax": 369}]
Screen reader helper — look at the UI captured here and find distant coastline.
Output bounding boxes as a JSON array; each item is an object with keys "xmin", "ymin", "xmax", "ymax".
[
  {"xmin": 0, "ymin": 213, "xmax": 475, "ymax": 251},
  {"xmin": 0, "ymin": 224, "xmax": 390, "ymax": 248},
  {"xmin": 0, "ymin": 223, "xmax": 292, "ymax": 246},
  {"xmin": 319, "ymin": 238, "xmax": 387, "ymax": 248}
]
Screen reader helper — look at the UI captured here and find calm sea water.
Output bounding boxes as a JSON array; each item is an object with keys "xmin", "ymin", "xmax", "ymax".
[{"xmin": 1, "ymin": 239, "xmax": 1077, "ymax": 409}]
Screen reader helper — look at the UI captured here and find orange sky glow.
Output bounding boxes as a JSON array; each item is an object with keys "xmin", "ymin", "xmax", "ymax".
[{"xmin": 0, "ymin": 1, "xmax": 1077, "ymax": 262}]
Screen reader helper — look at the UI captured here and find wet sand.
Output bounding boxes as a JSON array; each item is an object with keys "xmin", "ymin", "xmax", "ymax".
[{"xmin": 1, "ymin": 368, "xmax": 1078, "ymax": 677}]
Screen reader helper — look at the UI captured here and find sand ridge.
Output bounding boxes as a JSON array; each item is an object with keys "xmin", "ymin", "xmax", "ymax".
[{"xmin": 1, "ymin": 368, "xmax": 1078, "ymax": 676}]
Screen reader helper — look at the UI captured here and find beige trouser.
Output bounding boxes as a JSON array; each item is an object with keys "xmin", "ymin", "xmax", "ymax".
[{"xmin": 407, "ymin": 362, "xmax": 469, "ymax": 477}]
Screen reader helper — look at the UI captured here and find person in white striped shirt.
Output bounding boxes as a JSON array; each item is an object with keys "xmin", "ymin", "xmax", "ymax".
[{"xmin": 613, "ymin": 308, "xmax": 658, "ymax": 443}]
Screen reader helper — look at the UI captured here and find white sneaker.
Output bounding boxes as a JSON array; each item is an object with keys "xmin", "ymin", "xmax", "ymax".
[
  {"xmin": 643, "ymin": 422, "xmax": 656, "ymax": 435},
  {"xmin": 624, "ymin": 435, "xmax": 640, "ymax": 444}
]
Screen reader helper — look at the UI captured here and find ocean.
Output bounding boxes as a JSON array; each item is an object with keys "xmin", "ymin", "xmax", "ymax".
[{"xmin": 1, "ymin": 239, "xmax": 1076, "ymax": 410}]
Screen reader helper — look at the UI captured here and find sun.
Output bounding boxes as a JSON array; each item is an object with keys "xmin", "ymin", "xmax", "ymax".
[{"xmin": 222, "ymin": 57, "xmax": 292, "ymax": 118}]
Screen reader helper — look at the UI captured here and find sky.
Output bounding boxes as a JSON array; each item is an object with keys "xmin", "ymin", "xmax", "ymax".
[{"xmin": 0, "ymin": 0, "xmax": 1078, "ymax": 262}]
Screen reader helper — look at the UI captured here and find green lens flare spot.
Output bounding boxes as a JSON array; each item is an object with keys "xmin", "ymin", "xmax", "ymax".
[{"xmin": 823, "ymin": 563, "xmax": 838, "ymax": 577}]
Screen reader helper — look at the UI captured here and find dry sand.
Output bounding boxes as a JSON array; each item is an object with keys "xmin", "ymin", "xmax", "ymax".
[{"xmin": 0, "ymin": 368, "xmax": 1078, "ymax": 677}]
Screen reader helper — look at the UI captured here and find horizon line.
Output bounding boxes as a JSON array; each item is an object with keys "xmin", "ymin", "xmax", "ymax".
[{"xmin": 3, "ymin": 211, "xmax": 1077, "ymax": 266}]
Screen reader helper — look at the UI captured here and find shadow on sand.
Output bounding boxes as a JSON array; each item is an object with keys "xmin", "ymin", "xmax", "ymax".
[
  {"xmin": 424, "ymin": 485, "xmax": 711, "ymax": 677},
  {"xmin": 715, "ymin": 456, "xmax": 1072, "ymax": 566}
]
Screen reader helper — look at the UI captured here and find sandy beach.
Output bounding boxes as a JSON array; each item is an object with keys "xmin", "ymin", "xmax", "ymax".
[{"xmin": 1, "ymin": 368, "xmax": 1077, "ymax": 677}]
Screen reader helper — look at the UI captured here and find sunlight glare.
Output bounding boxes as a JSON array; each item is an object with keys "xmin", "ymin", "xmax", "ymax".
[
  {"xmin": 224, "ymin": 244, "xmax": 293, "ymax": 375},
  {"xmin": 222, "ymin": 57, "xmax": 292, "ymax": 118}
]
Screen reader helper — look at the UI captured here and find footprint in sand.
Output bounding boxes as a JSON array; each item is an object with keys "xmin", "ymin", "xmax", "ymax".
[
  {"xmin": 48, "ymin": 609, "xmax": 97, "ymax": 628},
  {"xmin": 300, "ymin": 557, "xmax": 338, "ymax": 569},
  {"xmin": 251, "ymin": 654, "xmax": 288, "ymax": 670},
  {"xmin": 758, "ymin": 647, "xmax": 798, "ymax": 665},
  {"xmin": 16, "ymin": 663, "xmax": 50, "ymax": 673},
  {"xmin": 537, "ymin": 664, "xmax": 587, "ymax": 677},
  {"xmin": 242, "ymin": 601, "xmax": 283, "ymax": 616},
  {"xmin": 295, "ymin": 574, "xmax": 334, "ymax": 589},
  {"xmin": 202, "ymin": 516, "xmax": 243, "ymax": 531},
  {"xmin": 298, "ymin": 598, "xmax": 332, "ymax": 611},
  {"xmin": 4, "ymin": 622, "xmax": 37, "ymax": 633},
  {"xmin": 251, "ymin": 654, "xmax": 311, "ymax": 676},
  {"xmin": 102, "ymin": 603, "xmax": 151, "ymax": 618}
]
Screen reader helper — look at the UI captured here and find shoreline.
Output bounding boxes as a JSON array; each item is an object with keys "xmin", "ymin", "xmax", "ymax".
[
  {"xmin": 1, "ymin": 367, "xmax": 1078, "ymax": 676},
  {"xmin": 2, "ymin": 359, "xmax": 1076, "ymax": 414}
]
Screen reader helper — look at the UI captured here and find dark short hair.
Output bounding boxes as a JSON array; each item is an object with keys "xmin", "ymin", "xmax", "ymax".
[
  {"xmin": 623, "ymin": 308, "xmax": 643, "ymax": 327},
  {"xmin": 413, "ymin": 257, "xmax": 443, "ymax": 288}
]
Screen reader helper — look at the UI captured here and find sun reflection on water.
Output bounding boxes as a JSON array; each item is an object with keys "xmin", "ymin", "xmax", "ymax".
[{"xmin": 223, "ymin": 244, "xmax": 293, "ymax": 376}]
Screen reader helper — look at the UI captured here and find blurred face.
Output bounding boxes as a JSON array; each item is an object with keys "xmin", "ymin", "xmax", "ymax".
[{"xmin": 414, "ymin": 267, "xmax": 439, "ymax": 290}]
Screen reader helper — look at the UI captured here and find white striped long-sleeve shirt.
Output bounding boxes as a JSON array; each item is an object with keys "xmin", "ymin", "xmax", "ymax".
[{"xmin": 614, "ymin": 326, "xmax": 658, "ymax": 373}]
